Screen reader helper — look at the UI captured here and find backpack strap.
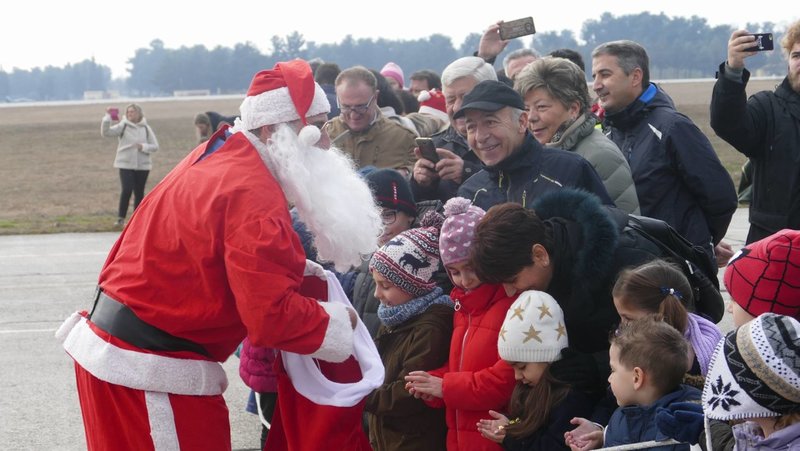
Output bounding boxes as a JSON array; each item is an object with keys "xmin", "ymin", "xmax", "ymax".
[{"xmin": 626, "ymin": 216, "xmax": 725, "ymax": 323}]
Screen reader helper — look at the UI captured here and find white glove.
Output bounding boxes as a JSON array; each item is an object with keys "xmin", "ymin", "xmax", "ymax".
[{"xmin": 303, "ymin": 259, "xmax": 326, "ymax": 279}]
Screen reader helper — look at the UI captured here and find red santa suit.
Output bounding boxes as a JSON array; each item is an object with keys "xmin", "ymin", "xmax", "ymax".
[{"xmin": 57, "ymin": 61, "xmax": 364, "ymax": 451}]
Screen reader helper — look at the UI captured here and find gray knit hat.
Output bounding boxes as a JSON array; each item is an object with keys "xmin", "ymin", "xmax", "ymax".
[{"xmin": 498, "ymin": 290, "xmax": 568, "ymax": 363}]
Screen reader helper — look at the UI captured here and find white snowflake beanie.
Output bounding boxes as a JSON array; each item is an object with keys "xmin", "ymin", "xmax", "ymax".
[{"xmin": 702, "ymin": 313, "xmax": 800, "ymax": 421}]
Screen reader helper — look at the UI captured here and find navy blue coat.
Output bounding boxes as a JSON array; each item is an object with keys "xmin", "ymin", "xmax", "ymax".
[
  {"xmin": 410, "ymin": 126, "xmax": 483, "ymax": 203},
  {"xmin": 605, "ymin": 84, "xmax": 737, "ymax": 257},
  {"xmin": 457, "ymin": 133, "xmax": 613, "ymax": 211},
  {"xmin": 604, "ymin": 384, "xmax": 701, "ymax": 450}
]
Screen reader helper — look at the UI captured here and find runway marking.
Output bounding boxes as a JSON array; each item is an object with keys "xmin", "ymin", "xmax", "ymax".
[
  {"xmin": 0, "ymin": 328, "xmax": 57, "ymax": 334},
  {"xmin": 1, "ymin": 252, "xmax": 107, "ymax": 258}
]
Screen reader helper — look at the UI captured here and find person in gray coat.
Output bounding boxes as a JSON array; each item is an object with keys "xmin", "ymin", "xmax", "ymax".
[
  {"xmin": 101, "ymin": 103, "xmax": 159, "ymax": 226},
  {"xmin": 515, "ymin": 57, "xmax": 640, "ymax": 214}
]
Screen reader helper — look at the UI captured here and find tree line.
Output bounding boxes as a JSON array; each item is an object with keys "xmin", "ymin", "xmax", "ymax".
[{"xmin": 1, "ymin": 12, "xmax": 785, "ymax": 101}]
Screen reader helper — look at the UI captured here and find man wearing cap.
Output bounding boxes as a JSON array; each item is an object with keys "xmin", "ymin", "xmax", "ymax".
[
  {"xmin": 57, "ymin": 59, "xmax": 383, "ymax": 450},
  {"xmin": 455, "ymin": 80, "xmax": 612, "ymax": 211},
  {"xmin": 411, "ymin": 57, "xmax": 496, "ymax": 204}
]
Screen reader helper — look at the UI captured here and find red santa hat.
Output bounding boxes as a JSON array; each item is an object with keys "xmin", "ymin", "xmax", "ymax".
[
  {"xmin": 417, "ymin": 89, "xmax": 449, "ymax": 123},
  {"xmin": 239, "ymin": 59, "xmax": 330, "ymax": 144}
]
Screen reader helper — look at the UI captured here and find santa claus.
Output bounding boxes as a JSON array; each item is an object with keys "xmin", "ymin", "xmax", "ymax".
[{"xmin": 57, "ymin": 59, "xmax": 383, "ymax": 450}]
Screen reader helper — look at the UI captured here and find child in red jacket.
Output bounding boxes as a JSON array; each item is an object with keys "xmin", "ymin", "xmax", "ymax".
[{"xmin": 405, "ymin": 197, "xmax": 517, "ymax": 450}]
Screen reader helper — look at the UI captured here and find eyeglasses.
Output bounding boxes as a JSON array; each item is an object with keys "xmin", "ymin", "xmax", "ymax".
[
  {"xmin": 307, "ymin": 119, "xmax": 329, "ymax": 131},
  {"xmin": 380, "ymin": 210, "xmax": 397, "ymax": 225},
  {"xmin": 337, "ymin": 94, "xmax": 375, "ymax": 115}
]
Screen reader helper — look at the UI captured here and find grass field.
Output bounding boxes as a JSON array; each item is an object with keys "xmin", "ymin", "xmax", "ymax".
[{"xmin": 0, "ymin": 79, "xmax": 778, "ymax": 235}]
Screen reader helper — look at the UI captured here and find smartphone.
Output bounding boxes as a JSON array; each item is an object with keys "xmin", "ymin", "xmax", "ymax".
[
  {"xmin": 415, "ymin": 137, "xmax": 439, "ymax": 163},
  {"xmin": 109, "ymin": 107, "xmax": 119, "ymax": 121},
  {"xmin": 499, "ymin": 17, "xmax": 536, "ymax": 41},
  {"xmin": 746, "ymin": 33, "xmax": 774, "ymax": 52}
]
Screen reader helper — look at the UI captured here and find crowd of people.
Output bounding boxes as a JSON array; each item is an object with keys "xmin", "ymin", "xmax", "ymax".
[{"xmin": 71, "ymin": 18, "xmax": 800, "ymax": 451}]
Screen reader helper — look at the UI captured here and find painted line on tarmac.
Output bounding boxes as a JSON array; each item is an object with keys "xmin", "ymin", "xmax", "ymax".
[
  {"xmin": 1, "ymin": 252, "xmax": 107, "ymax": 258},
  {"xmin": 0, "ymin": 281, "xmax": 96, "ymax": 289},
  {"xmin": 0, "ymin": 328, "xmax": 57, "ymax": 334}
]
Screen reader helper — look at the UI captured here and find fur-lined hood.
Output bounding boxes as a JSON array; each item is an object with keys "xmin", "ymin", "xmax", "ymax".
[{"xmin": 531, "ymin": 188, "xmax": 619, "ymax": 285}]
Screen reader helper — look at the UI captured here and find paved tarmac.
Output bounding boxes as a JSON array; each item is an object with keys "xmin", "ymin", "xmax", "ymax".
[{"xmin": 0, "ymin": 207, "xmax": 751, "ymax": 450}]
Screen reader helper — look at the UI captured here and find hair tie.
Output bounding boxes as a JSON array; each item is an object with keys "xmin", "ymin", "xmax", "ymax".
[{"xmin": 659, "ymin": 286, "xmax": 683, "ymax": 301}]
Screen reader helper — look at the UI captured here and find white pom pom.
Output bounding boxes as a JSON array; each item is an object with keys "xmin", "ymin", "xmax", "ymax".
[
  {"xmin": 298, "ymin": 125, "xmax": 321, "ymax": 147},
  {"xmin": 417, "ymin": 90, "xmax": 431, "ymax": 102}
]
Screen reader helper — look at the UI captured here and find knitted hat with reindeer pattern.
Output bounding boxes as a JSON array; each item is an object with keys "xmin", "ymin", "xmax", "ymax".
[{"xmin": 369, "ymin": 211, "xmax": 444, "ymax": 297}]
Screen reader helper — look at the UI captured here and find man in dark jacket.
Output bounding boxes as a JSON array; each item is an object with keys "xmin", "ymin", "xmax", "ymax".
[
  {"xmin": 592, "ymin": 40, "xmax": 738, "ymax": 267},
  {"xmin": 454, "ymin": 80, "xmax": 613, "ymax": 211},
  {"xmin": 710, "ymin": 23, "xmax": 800, "ymax": 244},
  {"xmin": 410, "ymin": 56, "xmax": 497, "ymax": 203}
]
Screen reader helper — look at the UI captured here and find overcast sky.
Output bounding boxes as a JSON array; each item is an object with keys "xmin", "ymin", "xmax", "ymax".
[{"xmin": 5, "ymin": 1, "xmax": 797, "ymax": 78}]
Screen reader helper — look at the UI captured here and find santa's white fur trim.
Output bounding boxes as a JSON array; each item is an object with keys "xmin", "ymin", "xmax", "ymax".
[
  {"xmin": 145, "ymin": 391, "xmax": 180, "ymax": 450},
  {"xmin": 58, "ymin": 313, "xmax": 228, "ymax": 396},
  {"xmin": 309, "ymin": 301, "xmax": 354, "ymax": 363},
  {"xmin": 239, "ymin": 84, "xmax": 329, "ymax": 130},
  {"xmin": 298, "ymin": 125, "xmax": 321, "ymax": 147},
  {"xmin": 283, "ymin": 271, "xmax": 384, "ymax": 407}
]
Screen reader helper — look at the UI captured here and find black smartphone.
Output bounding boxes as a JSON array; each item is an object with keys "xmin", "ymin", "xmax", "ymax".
[
  {"xmin": 415, "ymin": 137, "xmax": 439, "ymax": 163},
  {"xmin": 746, "ymin": 33, "xmax": 774, "ymax": 52},
  {"xmin": 499, "ymin": 17, "xmax": 536, "ymax": 41}
]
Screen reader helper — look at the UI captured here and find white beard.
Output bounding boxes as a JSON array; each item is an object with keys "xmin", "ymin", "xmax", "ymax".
[{"xmin": 241, "ymin": 125, "xmax": 382, "ymax": 272}]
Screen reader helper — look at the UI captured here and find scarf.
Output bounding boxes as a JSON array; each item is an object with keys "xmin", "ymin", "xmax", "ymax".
[
  {"xmin": 377, "ymin": 287, "xmax": 452, "ymax": 327},
  {"xmin": 684, "ymin": 312, "xmax": 722, "ymax": 376}
]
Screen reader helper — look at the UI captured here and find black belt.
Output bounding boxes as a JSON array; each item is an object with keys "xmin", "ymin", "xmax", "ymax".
[{"xmin": 88, "ymin": 289, "xmax": 210, "ymax": 357}]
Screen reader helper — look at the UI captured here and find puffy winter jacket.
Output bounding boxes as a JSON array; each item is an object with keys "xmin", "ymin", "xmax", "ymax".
[{"xmin": 425, "ymin": 283, "xmax": 517, "ymax": 451}]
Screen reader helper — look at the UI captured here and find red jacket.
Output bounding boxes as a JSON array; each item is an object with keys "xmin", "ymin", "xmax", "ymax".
[
  {"xmin": 99, "ymin": 129, "xmax": 344, "ymax": 362},
  {"xmin": 427, "ymin": 283, "xmax": 517, "ymax": 451}
]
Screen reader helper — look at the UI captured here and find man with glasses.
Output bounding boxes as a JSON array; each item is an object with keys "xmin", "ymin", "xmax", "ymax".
[{"xmin": 326, "ymin": 66, "xmax": 417, "ymax": 175}]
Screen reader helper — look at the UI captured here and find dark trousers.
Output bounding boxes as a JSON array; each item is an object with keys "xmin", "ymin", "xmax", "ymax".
[
  {"xmin": 257, "ymin": 392, "xmax": 278, "ymax": 450},
  {"xmin": 118, "ymin": 169, "xmax": 149, "ymax": 219}
]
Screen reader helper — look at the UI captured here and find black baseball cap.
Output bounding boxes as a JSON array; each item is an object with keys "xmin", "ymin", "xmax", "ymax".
[{"xmin": 453, "ymin": 80, "xmax": 526, "ymax": 119}]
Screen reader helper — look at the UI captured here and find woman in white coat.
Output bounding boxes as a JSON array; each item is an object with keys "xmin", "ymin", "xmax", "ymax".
[{"xmin": 101, "ymin": 103, "xmax": 159, "ymax": 226}]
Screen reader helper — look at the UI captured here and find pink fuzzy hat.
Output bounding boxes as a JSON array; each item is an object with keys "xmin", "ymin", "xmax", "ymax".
[
  {"xmin": 380, "ymin": 62, "xmax": 404, "ymax": 89},
  {"xmin": 439, "ymin": 197, "xmax": 486, "ymax": 266}
]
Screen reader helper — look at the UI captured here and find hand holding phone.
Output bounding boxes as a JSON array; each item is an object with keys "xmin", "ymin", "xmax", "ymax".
[
  {"xmin": 415, "ymin": 138, "xmax": 439, "ymax": 163},
  {"xmin": 746, "ymin": 33, "xmax": 773, "ymax": 52},
  {"xmin": 498, "ymin": 17, "xmax": 536, "ymax": 41},
  {"xmin": 108, "ymin": 107, "xmax": 119, "ymax": 121}
]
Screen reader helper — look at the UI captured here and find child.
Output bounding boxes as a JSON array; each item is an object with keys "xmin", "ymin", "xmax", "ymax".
[
  {"xmin": 477, "ymin": 290, "xmax": 595, "ymax": 450},
  {"xmin": 702, "ymin": 313, "xmax": 800, "ymax": 450},
  {"xmin": 567, "ymin": 318, "xmax": 701, "ymax": 450},
  {"xmin": 612, "ymin": 259, "xmax": 722, "ymax": 378},
  {"xmin": 364, "ymin": 211, "xmax": 454, "ymax": 451},
  {"xmin": 723, "ymin": 228, "xmax": 800, "ymax": 326},
  {"xmin": 655, "ymin": 230, "xmax": 800, "ymax": 449},
  {"xmin": 343, "ymin": 167, "xmax": 419, "ymax": 339},
  {"xmin": 404, "ymin": 197, "xmax": 517, "ymax": 451}
]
